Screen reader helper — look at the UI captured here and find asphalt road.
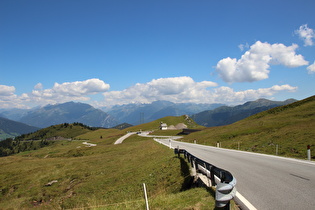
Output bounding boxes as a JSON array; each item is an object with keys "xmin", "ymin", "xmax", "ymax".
[
  {"xmin": 114, "ymin": 132, "xmax": 136, "ymax": 144},
  {"xmin": 156, "ymin": 139, "xmax": 315, "ymax": 210}
]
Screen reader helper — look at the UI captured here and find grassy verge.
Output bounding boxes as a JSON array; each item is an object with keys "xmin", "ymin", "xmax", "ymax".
[{"xmin": 0, "ymin": 132, "xmax": 217, "ymax": 209}]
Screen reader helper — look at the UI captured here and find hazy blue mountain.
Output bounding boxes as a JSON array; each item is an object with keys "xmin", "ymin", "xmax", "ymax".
[
  {"xmin": 0, "ymin": 117, "xmax": 39, "ymax": 140},
  {"xmin": 18, "ymin": 102, "xmax": 118, "ymax": 128},
  {"xmin": 104, "ymin": 100, "xmax": 223, "ymax": 125},
  {"xmin": 0, "ymin": 98, "xmax": 297, "ymax": 131},
  {"xmin": 0, "ymin": 108, "xmax": 30, "ymax": 121},
  {"xmin": 191, "ymin": 98, "xmax": 297, "ymax": 127}
]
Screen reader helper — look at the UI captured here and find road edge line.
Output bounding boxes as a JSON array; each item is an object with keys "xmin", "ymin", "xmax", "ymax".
[{"xmin": 234, "ymin": 191, "xmax": 257, "ymax": 210}]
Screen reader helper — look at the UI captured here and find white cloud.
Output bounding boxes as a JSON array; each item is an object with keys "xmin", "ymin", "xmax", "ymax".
[
  {"xmin": 216, "ymin": 41, "xmax": 309, "ymax": 83},
  {"xmin": 52, "ymin": 78, "xmax": 110, "ymax": 96},
  {"xmin": 212, "ymin": 85, "xmax": 297, "ymax": 104},
  {"xmin": 0, "ymin": 77, "xmax": 299, "ymax": 109},
  {"xmin": 27, "ymin": 78, "xmax": 110, "ymax": 105},
  {"xmin": 0, "ymin": 85, "xmax": 30, "ymax": 109},
  {"xmin": 103, "ymin": 76, "xmax": 218, "ymax": 106},
  {"xmin": 307, "ymin": 61, "xmax": 315, "ymax": 74},
  {"xmin": 1, "ymin": 79, "xmax": 111, "ymax": 108},
  {"xmin": 101, "ymin": 76, "xmax": 297, "ymax": 106},
  {"xmin": 0, "ymin": 85, "xmax": 15, "ymax": 96},
  {"xmin": 295, "ymin": 24, "xmax": 315, "ymax": 46},
  {"xmin": 34, "ymin": 83, "xmax": 43, "ymax": 90}
]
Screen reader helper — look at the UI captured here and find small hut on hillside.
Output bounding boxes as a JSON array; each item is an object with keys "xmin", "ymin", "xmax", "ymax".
[{"xmin": 160, "ymin": 122, "xmax": 168, "ymax": 130}]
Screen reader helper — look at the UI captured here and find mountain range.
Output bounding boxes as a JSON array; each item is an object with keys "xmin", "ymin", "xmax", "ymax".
[
  {"xmin": 0, "ymin": 102, "xmax": 118, "ymax": 129},
  {"xmin": 0, "ymin": 98, "xmax": 298, "ymax": 139},
  {"xmin": 103, "ymin": 100, "xmax": 224, "ymax": 125}
]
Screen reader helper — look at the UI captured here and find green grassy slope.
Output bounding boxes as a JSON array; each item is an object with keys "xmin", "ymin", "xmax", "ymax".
[
  {"xmin": 15, "ymin": 123, "xmax": 95, "ymax": 140},
  {"xmin": 182, "ymin": 95, "xmax": 315, "ymax": 160},
  {"xmin": 123, "ymin": 115, "xmax": 204, "ymax": 132},
  {"xmin": 0, "ymin": 117, "xmax": 39, "ymax": 140},
  {"xmin": 0, "ymin": 120, "xmax": 217, "ymax": 209}
]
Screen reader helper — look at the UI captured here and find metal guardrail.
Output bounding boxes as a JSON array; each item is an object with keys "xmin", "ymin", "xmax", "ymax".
[{"xmin": 174, "ymin": 148, "xmax": 237, "ymax": 209}]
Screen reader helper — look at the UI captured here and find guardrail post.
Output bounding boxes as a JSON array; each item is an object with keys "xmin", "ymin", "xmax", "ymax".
[
  {"xmin": 215, "ymin": 181, "xmax": 236, "ymax": 209},
  {"xmin": 173, "ymin": 148, "xmax": 236, "ymax": 209},
  {"xmin": 307, "ymin": 145, "xmax": 311, "ymax": 161},
  {"xmin": 209, "ymin": 165, "xmax": 216, "ymax": 186}
]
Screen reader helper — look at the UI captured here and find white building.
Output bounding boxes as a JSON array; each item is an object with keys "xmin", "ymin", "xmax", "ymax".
[{"xmin": 160, "ymin": 122, "xmax": 168, "ymax": 130}]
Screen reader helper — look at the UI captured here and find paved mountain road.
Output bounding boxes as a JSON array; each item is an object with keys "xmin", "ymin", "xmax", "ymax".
[{"xmin": 156, "ymin": 139, "xmax": 315, "ymax": 210}]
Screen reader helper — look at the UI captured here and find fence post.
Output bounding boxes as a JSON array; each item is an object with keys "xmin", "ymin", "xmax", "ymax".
[
  {"xmin": 143, "ymin": 183, "xmax": 149, "ymax": 210},
  {"xmin": 307, "ymin": 145, "xmax": 311, "ymax": 161}
]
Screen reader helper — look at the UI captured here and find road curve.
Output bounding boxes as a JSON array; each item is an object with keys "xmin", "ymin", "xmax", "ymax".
[
  {"xmin": 156, "ymin": 139, "xmax": 315, "ymax": 210},
  {"xmin": 114, "ymin": 132, "xmax": 136, "ymax": 144}
]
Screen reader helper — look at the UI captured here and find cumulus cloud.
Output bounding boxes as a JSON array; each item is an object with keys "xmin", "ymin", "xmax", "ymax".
[
  {"xmin": 295, "ymin": 24, "xmax": 315, "ymax": 46},
  {"xmin": 212, "ymin": 85, "xmax": 297, "ymax": 104},
  {"xmin": 101, "ymin": 76, "xmax": 297, "ymax": 106},
  {"xmin": 28, "ymin": 78, "xmax": 110, "ymax": 105},
  {"xmin": 52, "ymin": 79, "xmax": 110, "ymax": 96},
  {"xmin": 0, "ymin": 77, "xmax": 299, "ymax": 109},
  {"xmin": 0, "ymin": 85, "xmax": 15, "ymax": 96},
  {"xmin": 34, "ymin": 83, "xmax": 43, "ymax": 90},
  {"xmin": 103, "ymin": 77, "xmax": 218, "ymax": 105},
  {"xmin": 216, "ymin": 41, "xmax": 309, "ymax": 83},
  {"xmin": 0, "ymin": 79, "xmax": 111, "ymax": 108},
  {"xmin": 0, "ymin": 85, "xmax": 30, "ymax": 108},
  {"xmin": 307, "ymin": 61, "xmax": 315, "ymax": 74}
]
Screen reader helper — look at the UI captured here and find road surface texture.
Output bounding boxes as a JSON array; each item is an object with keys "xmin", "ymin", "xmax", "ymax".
[{"xmin": 156, "ymin": 139, "xmax": 315, "ymax": 210}]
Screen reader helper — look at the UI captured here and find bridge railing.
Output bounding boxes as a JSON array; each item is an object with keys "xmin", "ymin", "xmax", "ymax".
[{"xmin": 174, "ymin": 147, "xmax": 236, "ymax": 209}]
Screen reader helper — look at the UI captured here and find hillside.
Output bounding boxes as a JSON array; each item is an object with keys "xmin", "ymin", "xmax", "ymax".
[
  {"xmin": 0, "ymin": 123, "xmax": 98, "ymax": 157},
  {"xmin": 191, "ymin": 98, "xmax": 296, "ymax": 127},
  {"xmin": 123, "ymin": 115, "xmax": 204, "ymax": 133},
  {"xmin": 18, "ymin": 102, "xmax": 118, "ymax": 128},
  {"xmin": 0, "ymin": 117, "xmax": 39, "ymax": 140},
  {"xmin": 16, "ymin": 122, "xmax": 97, "ymax": 141},
  {"xmin": 183, "ymin": 95, "xmax": 315, "ymax": 159},
  {"xmin": 0, "ymin": 124, "xmax": 217, "ymax": 209}
]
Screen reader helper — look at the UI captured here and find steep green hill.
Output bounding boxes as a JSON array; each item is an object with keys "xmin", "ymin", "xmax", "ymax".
[
  {"xmin": 0, "ymin": 123, "xmax": 98, "ymax": 157},
  {"xmin": 182, "ymin": 95, "xmax": 315, "ymax": 160},
  {"xmin": 0, "ymin": 117, "xmax": 39, "ymax": 140},
  {"xmin": 15, "ymin": 122, "xmax": 96, "ymax": 141}
]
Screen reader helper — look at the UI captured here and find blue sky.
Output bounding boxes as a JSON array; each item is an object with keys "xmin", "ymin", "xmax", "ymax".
[{"xmin": 0, "ymin": 0, "xmax": 314, "ymax": 109}]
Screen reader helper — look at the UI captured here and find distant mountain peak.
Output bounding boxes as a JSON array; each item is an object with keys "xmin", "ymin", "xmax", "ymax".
[{"xmin": 18, "ymin": 102, "xmax": 118, "ymax": 128}]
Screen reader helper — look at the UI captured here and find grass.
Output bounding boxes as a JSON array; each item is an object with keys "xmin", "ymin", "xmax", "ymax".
[
  {"xmin": 182, "ymin": 95, "xmax": 315, "ymax": 160},
  {"xmin": 123, "ymin": 115, "xmax": 204, "ymax": 133},
  {"xmin": 16, "ymin": 123, "xmax": 94, "ymax": 140},
  {"xmin": 0, "ymin": 128, "xmax": 218, "ymax": 209}
]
